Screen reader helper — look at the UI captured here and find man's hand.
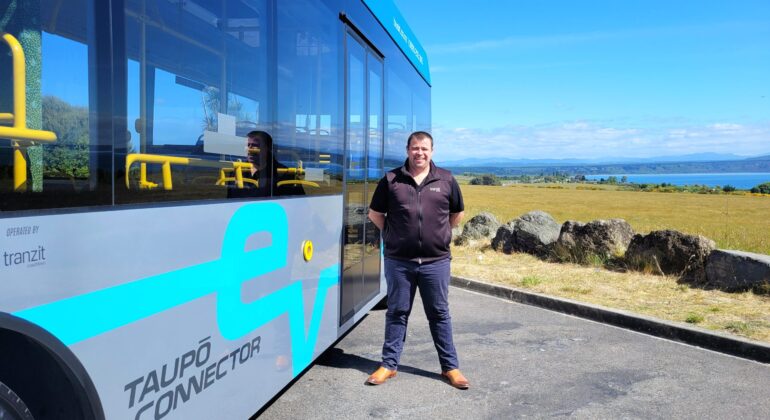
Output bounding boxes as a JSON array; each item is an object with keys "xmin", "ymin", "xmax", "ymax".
[
  {"xmin": 368, "ymin": 209, "xmax": 386, "ymax": 231},
  {"xmin": 449, "ymin": 211, "xmax": 464, "ymax": 228}
]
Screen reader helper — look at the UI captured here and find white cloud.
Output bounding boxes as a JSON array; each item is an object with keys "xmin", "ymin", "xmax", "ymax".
[
  {"xmin": 710, "ymin": 123, "xmax": 744, "ymax": 131},
  {"xmin": 428, "ymin": 32, "xmax": 609, "ymax": 55},
  {"xmin": 427, "ymin": 21, "xmax": 767, "ymax": 55},
  {"xmin": 430, "ymin": 120, "xmax": 770, "ymax": 162}
]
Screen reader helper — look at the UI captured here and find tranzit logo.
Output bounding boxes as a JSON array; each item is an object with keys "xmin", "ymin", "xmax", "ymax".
[
  {"xmin": 429, "ymin": 187, "xmax": 441, "ymax": 193},
  {"xmin": 3, "ymin": 245, "xmax": 46, "ymax": 268}
]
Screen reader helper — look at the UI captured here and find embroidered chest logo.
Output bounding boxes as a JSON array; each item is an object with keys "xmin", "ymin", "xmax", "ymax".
[{"xmin": 429, "ymin": 187, "xmax": 441, "ymax": 193}]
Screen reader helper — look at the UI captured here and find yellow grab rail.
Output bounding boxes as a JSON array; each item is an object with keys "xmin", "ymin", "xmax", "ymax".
[
  {"xmin": 277, "ymin": 180, "xmax": 320, "ymax": 188},
  {"xmin": 125, "ymin": 153, "xmax": 318, "ymax": 191},
  {"xmin": 125, "ymin": 153, "xmax": 197, "ymax": 190},
  {"xmin": 1, "ymin": 32, "xmax": 58, "ymax": 191},
  {"xmin": 126, "ymin": 154, "xmax": 254, "ymax": 190},
  {"xmin": 277, "ymin": 159, "xmax": 305, "ymax": 176},
  {"xmin": 216, "ymin": 162, "xmax": 256, "ymax": 189}
]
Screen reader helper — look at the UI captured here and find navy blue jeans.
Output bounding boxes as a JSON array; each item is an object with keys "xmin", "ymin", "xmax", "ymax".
[{"xmin": 381, "ymin": 257, "xmax": 459, "ymax": 371}]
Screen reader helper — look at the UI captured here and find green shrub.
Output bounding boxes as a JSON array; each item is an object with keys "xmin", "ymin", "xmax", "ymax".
[
  {"xmin": 521, "ymin": 276, "xmax": 543, "ymax": 287},
  {"xmin": 469, "ymin": 174, "xmax": 502, "ymax": 186},
  {"xmin": 725, "ymin": 321, "xmax": 753, "ymax": 335},
  {"xmin": 685, "ymin": 313, "xmax": 704, "ymax": 324},
  {"xmin": 751, "ymin": 182, "xmax": 770, "ymax": 194}
]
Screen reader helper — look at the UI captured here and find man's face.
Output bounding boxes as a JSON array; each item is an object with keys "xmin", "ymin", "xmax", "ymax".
[
  {"xmin": 407, "ymin": 137, "xmax": 433, "ymax": 172},
  {"xmin": 246, "ymin": 137, "xmax": 261, "ymax": 164}
]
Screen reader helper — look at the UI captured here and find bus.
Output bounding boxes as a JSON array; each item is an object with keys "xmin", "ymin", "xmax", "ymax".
[{"xmin": 0, "ymin": 0, "xmax": 430, "ymax": 418}]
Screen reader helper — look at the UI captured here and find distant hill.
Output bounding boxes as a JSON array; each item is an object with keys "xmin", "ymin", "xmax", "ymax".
[
  {"xmin": 442, "ymin": 153, "xmax": 770, "ymax": 176},
  {"xmin": 442, "ymin": 152, "xmax": 749, "ymax": 168},
  {"xmin": 746, "ymin": 154, "xmax": 770, "ymax": 161}
]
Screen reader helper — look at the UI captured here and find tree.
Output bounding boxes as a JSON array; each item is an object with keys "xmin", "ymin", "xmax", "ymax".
[
  {"xmin": 722, "ymin": 185, "xmax": 736, "ymax": 193},
  {"xmin": 752, "ymin": 182, "xmax": 770, "ymax": 194},
  {"xmin": 469, "ymin": 174, "xmax": 502, "ymax": 186},
  {"xmin": 41, "ymin": 96, "xmax": 90, "ymax": 181},
  {"xmin": 201, "ymin": 86, "xmax": 252, "ymax": 131}
]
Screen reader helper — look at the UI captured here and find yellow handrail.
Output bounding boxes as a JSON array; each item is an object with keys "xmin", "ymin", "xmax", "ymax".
[
  {"xmin": 125, "ymin": 153, "xmax": 196, "ymax": 190},
  {"xmin": 216, "ymin": 162, "xmax": 255, "ymax": 189},
  {"xmin": 1, "ymin": 32, "xmax": 58, "ymax": 191},
  {"xmin": 277, "ymin": 159, "xmax": 305, "ymax": 176},
  {"xmin": 125, "ymin": 153, "xmax": 317, "ymax": 191},
  {"xmin": 126, "ymin": 154, "xmax": 256, "ymax": 190},
  {"xmin": 277, "ymin": 180, "xmax": 320, "ymax": 188}
]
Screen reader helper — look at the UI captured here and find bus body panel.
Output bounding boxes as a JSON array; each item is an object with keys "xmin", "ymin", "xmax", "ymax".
[
  {"xmin": 1, "ymin": 196, "xmax": 343, "ymax": 418},
  {"xmin": 1, "ymin": 0, "xmax": 428, "ymax": 415}
]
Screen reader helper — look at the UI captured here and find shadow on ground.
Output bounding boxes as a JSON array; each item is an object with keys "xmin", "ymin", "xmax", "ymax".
[{"xmin": 315, "ymin": 348, "xmax": 444, "ymax": 383}]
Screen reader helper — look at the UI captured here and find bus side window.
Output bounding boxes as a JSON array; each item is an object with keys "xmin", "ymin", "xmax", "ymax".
[
  {"xmin": 275, "ymin": 1, "xmax": 343, "ymax": 197},
  {"xmin": 1, "ymin": 0, "xmax": 111, "ymax": 212},
  {"xmin": 116, "ymin": 0, "xmax": 271, "ymax": 205}
]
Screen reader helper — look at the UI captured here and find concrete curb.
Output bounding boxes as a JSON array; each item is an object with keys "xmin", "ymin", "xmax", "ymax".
[{"xmin": 451, "ymin": 276, "xmax": 770, "ymax": 364}]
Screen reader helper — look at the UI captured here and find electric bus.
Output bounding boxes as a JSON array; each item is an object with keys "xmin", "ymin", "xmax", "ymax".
[{"xmin": 0, "ymin": 0, "xmax": 430, "ymax": 418}]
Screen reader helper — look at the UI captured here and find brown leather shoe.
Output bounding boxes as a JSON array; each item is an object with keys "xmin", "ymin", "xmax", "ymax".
[
  {"xmin": 442, "ymin": 369, "xmax": 470, "ymax": 389},
  {"xmin": 366, "ymin": 367, "xmax": 397, "ymax": 385}
]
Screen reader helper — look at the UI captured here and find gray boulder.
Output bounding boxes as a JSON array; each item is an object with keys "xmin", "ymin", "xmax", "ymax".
[
  {"xmin": 556, "ymin": 219, "xmax": 635, "ymax": 263},
  {"xmin": 625, "ymin": 230, "xmax": 716, "ymax": 282},
  {"xmin": 705, "ymin": 250, "xmax": 770, "ymax": 293},
  {"xmin": 454, "ymin": 212, "xmax": 501, "ymax": 246},
  {"xmin": 491, "ymin": 222, "xmax": 516, "ymax": 254},
  {"xmin": 510, "ymin": 211, "xmax": 560, "ymax": 257}
]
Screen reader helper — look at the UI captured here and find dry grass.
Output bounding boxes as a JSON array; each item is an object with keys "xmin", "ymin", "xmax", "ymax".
[
  {"xmin": 460, "ymin": 184, "xmax": 770, "ymax": 254},
  {"xmin": 451, "ymin": 245, "xmax": 770, "ymax": 343}
]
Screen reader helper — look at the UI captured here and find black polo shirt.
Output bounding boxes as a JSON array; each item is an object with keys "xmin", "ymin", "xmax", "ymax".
[{"xmin": 369, "ymin": 160, "xmax": 464, "ymax": 263}]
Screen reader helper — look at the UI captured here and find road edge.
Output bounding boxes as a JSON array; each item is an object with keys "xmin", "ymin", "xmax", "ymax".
[{"xmin": 450, "ymin": 276, "xmax": 770, "ymax": 364}]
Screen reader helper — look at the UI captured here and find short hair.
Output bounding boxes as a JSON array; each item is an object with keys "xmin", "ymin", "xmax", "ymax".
[
  {"xmin": 406, "ymin": 131, "xmax": 433, "ymax": 149},
  {"xmin": 247, "ymin": 130, "xmax": 273, "ymax": 148}
]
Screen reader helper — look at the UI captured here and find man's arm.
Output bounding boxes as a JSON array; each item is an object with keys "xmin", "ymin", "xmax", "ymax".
[
  {"xmin": 368, "ymin": 209, "xmax": 386, "ymax": 231},
  {"xmin": 449, "ymin": 211, "xmax": 464, "ymax": 228}
]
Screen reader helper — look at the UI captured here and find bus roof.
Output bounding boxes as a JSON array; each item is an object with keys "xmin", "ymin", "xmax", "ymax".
[{"xmin": 362, "ymin": 0, "xmax": 431, "ymax": 85}]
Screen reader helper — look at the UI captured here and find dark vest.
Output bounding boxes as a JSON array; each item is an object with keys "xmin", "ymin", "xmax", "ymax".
[{"xmin": 370, "ymin": 161, "xmax": 464, "ymax": 263}]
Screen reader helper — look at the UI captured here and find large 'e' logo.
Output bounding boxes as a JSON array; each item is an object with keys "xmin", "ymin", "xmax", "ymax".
[{"xmin": 15, "ymin": 203, "xmax": 339, "ymax": 376}]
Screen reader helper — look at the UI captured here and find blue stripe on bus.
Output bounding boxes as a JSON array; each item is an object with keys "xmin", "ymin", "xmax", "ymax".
[
  {"xmin": 13, "ymin": 202, "xmax": 339, "ymax": 377},
  {"xmin": 362, "ymin": 0, "xmax": 431, "ymax": 84}
]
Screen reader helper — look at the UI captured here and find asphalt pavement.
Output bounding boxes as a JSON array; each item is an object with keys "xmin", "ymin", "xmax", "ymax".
[{"xmin": 258, "ymin": 286, "xmax": 770, "ymax": 419}]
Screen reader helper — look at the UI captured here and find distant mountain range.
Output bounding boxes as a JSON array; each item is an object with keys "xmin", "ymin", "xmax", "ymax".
[
  {"xmin": 442, "ymin": 153, "xmax": 770, "ymax": 176},
  {"xmin": 441, "ymin": 153, "xmax": 762, "ymax": 168}
]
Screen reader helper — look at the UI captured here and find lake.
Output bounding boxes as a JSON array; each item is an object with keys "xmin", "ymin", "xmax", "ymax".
[{"xmin": 584, "ymin": 173, "xmax": 770, "ymax": 190}]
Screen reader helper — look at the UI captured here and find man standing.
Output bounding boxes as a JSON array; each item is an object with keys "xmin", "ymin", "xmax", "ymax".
[{"xmin": 366, "ymin": 131, "xmax": 469, "ymax": 389}]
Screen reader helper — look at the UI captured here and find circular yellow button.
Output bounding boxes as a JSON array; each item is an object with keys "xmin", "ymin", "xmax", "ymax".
[{"xmin": 302, "ymin": 240, "xmax": 313, "ymax": 262}]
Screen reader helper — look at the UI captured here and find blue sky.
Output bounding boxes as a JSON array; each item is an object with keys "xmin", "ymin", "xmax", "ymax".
[{"xmin": 393, "ymin": 0, "xmax": 770, "ymax": 162}]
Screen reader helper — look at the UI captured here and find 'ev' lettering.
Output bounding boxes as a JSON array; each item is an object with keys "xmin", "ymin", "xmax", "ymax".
[{"xmin": 14, "ymin": 202, "xmax": 339, "ymax": 376}]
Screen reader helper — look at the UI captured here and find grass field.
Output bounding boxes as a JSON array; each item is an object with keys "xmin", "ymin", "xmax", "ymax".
[
  {"xmin": 451, "ymin": 184, "xmax": 770, "ymax": 343},
  {"xmin": 451, "ymin": 246, "xmax": 770, "ymax": 343},
  {"xmin": 458, "ymin": 183, "xmax": 770, "ymax": 254}
]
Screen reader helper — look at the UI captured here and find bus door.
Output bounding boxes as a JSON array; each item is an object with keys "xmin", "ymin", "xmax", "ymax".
[{"xmin": 340, "ymin": 29, "xmax": 384, "ymax": 325}]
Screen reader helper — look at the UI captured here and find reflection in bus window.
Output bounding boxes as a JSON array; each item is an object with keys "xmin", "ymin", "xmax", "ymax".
[
  {"xmin": 276, "ymin": 0, "xmax": 343, "ymax": 197},
  {"xmin": 1, "ymin": 0, "xmax": 111, "ymax": 212},
  {"xmin": 224, "ymin": 130, "xmax": 311, "ymax": 198},
  {"xmin": 118, "ymin": 0, "xmax": 271, "ymax": 204},
  {"xmin": 385, "ymin": 60, "xmax": 431, "ymax": 170}
]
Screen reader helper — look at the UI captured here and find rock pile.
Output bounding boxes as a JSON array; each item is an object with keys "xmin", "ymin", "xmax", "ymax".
[
  {"xmin": 454, "ymin": 212, "xmax": 500, "ymax": 246},
  {"xmin": 455, "ymin": 210, "xmax": 769, "ymax": 294},
  {"xmin": 625, "ymin": 230, "xmax": 715, "ymax": 283},
  {"xmin": 555, "ymin": 219, "xmax": 634, "ymax": 263},
  {"xmin": 705, "ymin": 250, "xmax": 770, "ymax": 293},
  {"xmin": 490, "ymin": 211, "xmax": 562, "ymax": 257}
]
